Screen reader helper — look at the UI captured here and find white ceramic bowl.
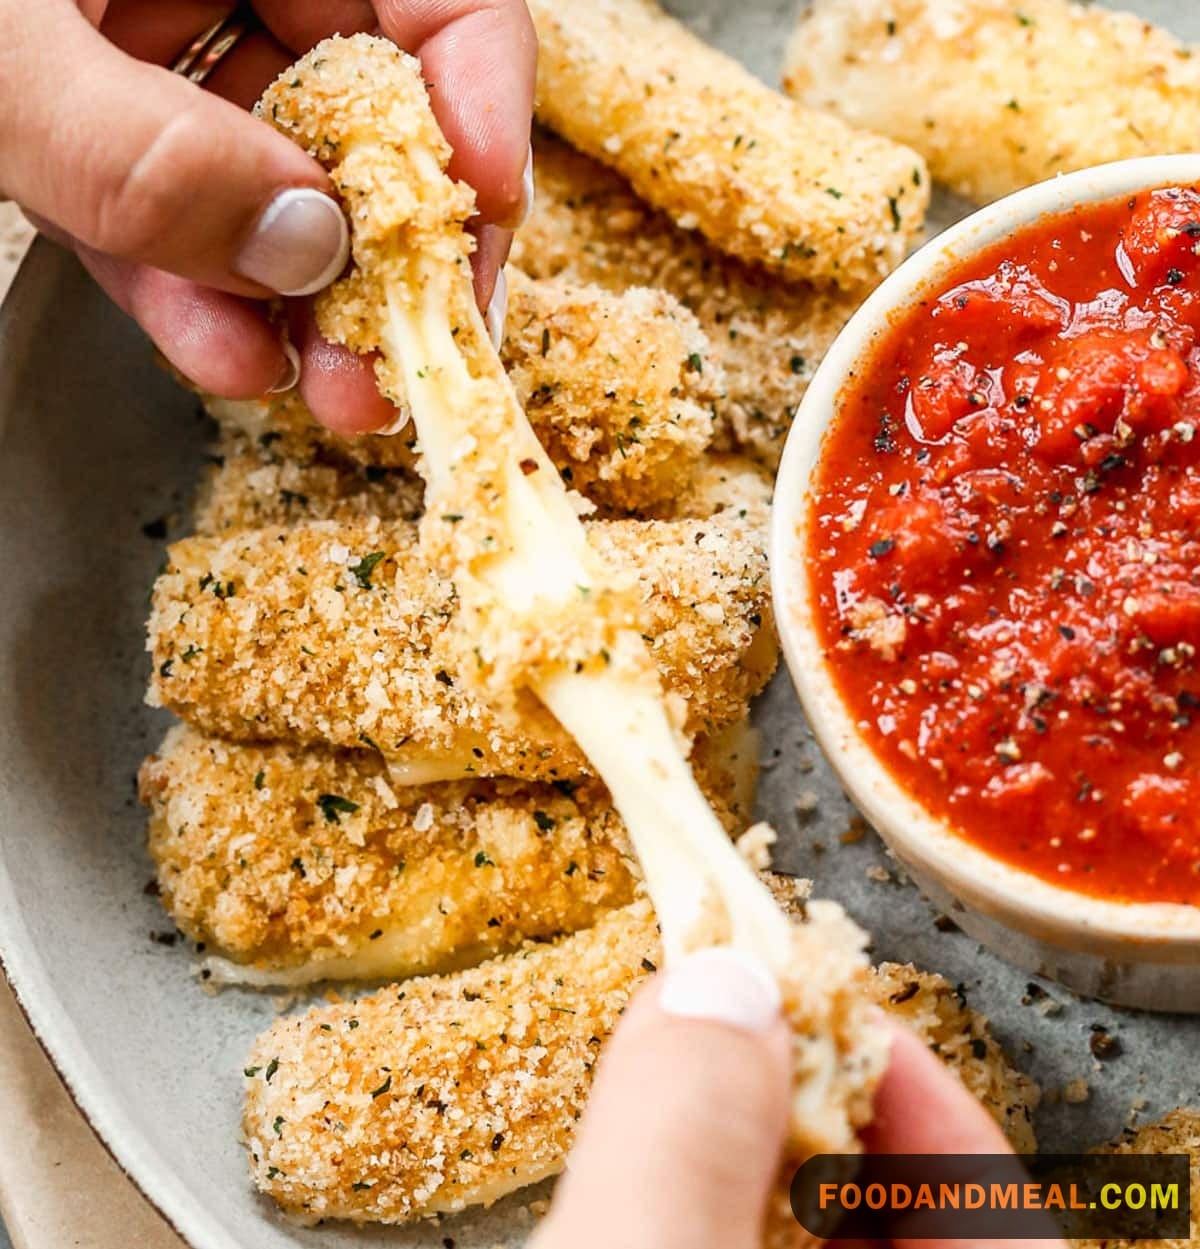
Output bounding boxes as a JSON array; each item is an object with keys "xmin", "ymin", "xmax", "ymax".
[{"xmin": 771, "ymin": 155, "xmax": 1200, "ymax": 1014}]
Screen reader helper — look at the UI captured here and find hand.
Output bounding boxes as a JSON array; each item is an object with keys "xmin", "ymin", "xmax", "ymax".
[
  {"xmin": 0, "ymin": 1, "xmax": 536, "ymax": 433},
  {"xmin": 531, "ymin": 948, "xmax": 1065, "ymax": 1249}
]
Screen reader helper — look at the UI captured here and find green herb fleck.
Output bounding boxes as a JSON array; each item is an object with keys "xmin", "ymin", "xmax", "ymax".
[
  {"xmin": 317, "ymin": 793, "xmax": 359, "ymax": 824},
  {"xmin": 349, "ymin": 550, "xmax": 386, "ymax": 589}
]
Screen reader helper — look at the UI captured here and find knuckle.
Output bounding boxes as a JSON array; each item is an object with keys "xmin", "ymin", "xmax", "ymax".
[{"xmin": 83, "ymin": 101, "xmax": 217, "ymax": 261}]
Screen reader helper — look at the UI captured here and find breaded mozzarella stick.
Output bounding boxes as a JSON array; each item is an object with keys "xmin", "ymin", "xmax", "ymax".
[
  {"xmin": 513, "ymin": 135, "xmax": 864, "ymax": 467},
  {"xmin": 243, "ymin": 903, "xmax": 660, "ymax": 1223},
  {"xmin": 204, "ymin": 269, "xmax": 720, "ymax": 515},
  {"xmin": 147, "ymin": 516, "xmax": 776, "ymax": 784},
  {"xmin": 191, "ymin": 429, "xmax": 424, "ymax": 536},
  {"xmin": 784, "ymin": 0, "xmax": 1200, "ymax": 204},
  {"xmin": 525, "ymin": 0, "xmax": 928, "ymax": 287},
  {"xmin": 259, "ymin": 37, "xmax": 884, "ymax": 1221},
  {"xmin": 242, "ymin": 903, "xmax": 1035, "ymax": 1223},
  {"xmin": 140, "ymin": 725, "xmax": 641, "ymax": 986}
]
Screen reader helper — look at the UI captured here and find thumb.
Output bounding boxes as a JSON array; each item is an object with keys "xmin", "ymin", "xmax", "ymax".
[
  {"xmin": 0, "ymin": 3, "xmax": 347, "ymax": 297},
  {"xmin": 533, "ymin": 948, "xmax": 792, "ymax": 1249}
]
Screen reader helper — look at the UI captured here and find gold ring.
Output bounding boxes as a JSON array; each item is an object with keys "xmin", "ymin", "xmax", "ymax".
[{"xmin": 170, "ymin": 6, "xmax": 258, "ymax": 84}]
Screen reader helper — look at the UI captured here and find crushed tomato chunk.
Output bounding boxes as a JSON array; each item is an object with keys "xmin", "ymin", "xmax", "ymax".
[{"xmin": 810, "ymin": 184, "xmax": 1200, "ymax": 906}]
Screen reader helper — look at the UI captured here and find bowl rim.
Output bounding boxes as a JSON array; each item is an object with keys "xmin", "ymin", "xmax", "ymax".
[{"xmin": 770, "ymin": 153, "xmax": 1200, "ymax": 955}]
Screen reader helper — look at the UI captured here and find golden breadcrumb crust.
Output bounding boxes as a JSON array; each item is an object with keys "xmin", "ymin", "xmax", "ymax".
[
  {"xmin": 1078, "ymin": 1110, "xmax": 1200, "ymax": 1249},
  {"xmin": 502, "ymin": 270, "xmax": 718, "ymax": 511},
  {"xmin": 526, "ymin": 0, "xmax": 928, "ymax": 288},
  {"xmin": 243, "ymin": 902, "xmax": 1036, "ymax": 1224},
  {"xmin": 513, "ymin": 134, "xmax": 865, "ymax": 467},
  {"xmin": 243, "ymin": 902, "xmax": 661, "ymax": 1223},
  {"xmin": 785, "ymin": 0, "xmax": 1200, "ymax": 205},
  {"xmin": 203, "ymin": 267, "xmax": 719, "ymax": 516},
  {"xmin": 140, "ymin": 724, "xmax": 640, "ymax": 978},
  {"xmin": 195, "ymin": 426, "xmax": 773, "ymax": 539},
  {"xmin": 146, "ymin": 516, "xmax": 776, "ymax": 781},
  {"xmin": 192, "ymin": 427, "xmax": 424, "ymax": 536}
]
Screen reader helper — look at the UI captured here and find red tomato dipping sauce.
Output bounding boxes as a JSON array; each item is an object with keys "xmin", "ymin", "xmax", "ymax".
[{"xmin": 808, "ymin": 185, "xmax": 1200, "ymax": 906}]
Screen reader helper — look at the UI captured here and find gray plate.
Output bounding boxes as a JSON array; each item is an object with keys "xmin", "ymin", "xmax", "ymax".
[{"xmin": 1, "ymin": 4, "xmax": 1199, "ymax": 1248}]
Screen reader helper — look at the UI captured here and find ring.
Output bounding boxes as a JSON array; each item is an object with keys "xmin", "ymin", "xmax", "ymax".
[{"xmin": 170, "ymin": 5, "xmax": 259, "ymax": 85}]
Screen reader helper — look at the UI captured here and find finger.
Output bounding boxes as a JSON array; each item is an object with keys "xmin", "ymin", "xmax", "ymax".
[
  {"xmin": 251, "ymin": 0, "xmax": 377, "ymax": 51},
  {"xmin": 1, "ymin": 2, "xmax": 347, "ymax": 298},
  {"xmin": 76, "ymin": 245, "xmax": 296, "ymax": 398},
  {"xmin": 532, "ymin": 949, "xmax": 791, "ymax": 1249},
  {"xmin": 98, "ymin": 0, "xmax": 230, "ymax": 62},
  {"xmin": 374, "ymin": 0, "xmax": 536, "ymax": 225},
  {"xmin": 290, "ymin": 301, "xmax": 402, "ymax": 434},
  {"xmin": 864, "ymin": 1024, "xmax": 1066, "ymax": 1249},
  {"xmin": 865, "ymin": 1023, "xmax": 1017, "ymax": 1156}
]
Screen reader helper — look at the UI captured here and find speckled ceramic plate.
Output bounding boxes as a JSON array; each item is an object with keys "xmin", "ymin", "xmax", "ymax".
[{"xmin": 3, "ymin": 4, "xmax": 1200, "ymax": 1248}]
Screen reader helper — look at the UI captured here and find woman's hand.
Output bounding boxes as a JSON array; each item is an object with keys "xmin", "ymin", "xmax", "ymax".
[
  {"xmin": 0, "ymin": 0, "xmax": 536, "ymax": 433},
  {"xmin": 532, "ymin": 948, "xmax": 1065, "ymax": 1249}
]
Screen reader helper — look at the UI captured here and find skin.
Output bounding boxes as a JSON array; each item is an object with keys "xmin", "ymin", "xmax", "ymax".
[
  {"xmin": 533, "ymin": 990, "xmax": 1067, "ymax": 1249},
  {"xmin": 0, "ymin": 0, "xmax": 537, "ymax": 431}
]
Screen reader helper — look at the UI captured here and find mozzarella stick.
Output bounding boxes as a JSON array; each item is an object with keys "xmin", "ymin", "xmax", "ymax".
[
  {"xmin": 140, "ymin": 725, "xmax": 642, "ymax": 987},
  {"xmin": 147, "ymin": 516, "xmax": 776, "ymax": 784},
  {"xmin": 259, "ymin": 39, "xmax": 883, "ymax": 1221},
  {"xmin": 501, "ymin": 270, "xmax": 718, "ymax": 510},
  {"xmin": 242, "ymin": 903, "xmax": 659, "ymax": 1224},
  {"xmin": 243, "ymin": 903, "xmax": 1035, "ymax": 1224},
  {"xmin": 192, "ymin": 429, "xmax": 424, "ymax": 536},
  {"xmin": 525, "ymin": 0, "xmax": 928, "ymax": 288},
  {"xmin": 513, "ymin": 134, "xmax": 863, "ymax": 467},
  {"xmin": 784, "ymin": 0, "xmax": 1200, "ymax": 205},
  {"xmin": 203, "ymin": 271, "xmax": 717, "ymax": 515}
]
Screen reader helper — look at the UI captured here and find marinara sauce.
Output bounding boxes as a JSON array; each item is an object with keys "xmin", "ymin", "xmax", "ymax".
[{"xmin": 809, "ymin": 185, "xmax": 1200, "ymax": 905}]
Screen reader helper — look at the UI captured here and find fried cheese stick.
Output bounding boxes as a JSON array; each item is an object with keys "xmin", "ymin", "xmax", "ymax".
[
  {"xmin": 259, "ymin": 35, "xmax": 885, "ymax": 1218},
  {"xmin": 784, "ymin": 0, "xmax": 1200, "ymax": 205},
  {"xmin": 193, "ymin": 423, "xmax": 773, "ymax": 537},
  {"xmin": 205, "ymin": 269, "xmax": 720, "ymax": 514},
  {"xmin": 513, "ymin": 134, "xmax": 865, "ymax": 467},
  {"xmin": 147, "ymin": 515, "xmax": 776, "ymax": 784},
  {"xmin": 243, "ymin": 910, "xmax": 1038, "ymax": 1223},
  {"xmin": 140, "ymin": 724, "xmax": 642, "ymax": 986},
  {"xmin": 525, "ymin": 0, "xmax": 928, "ymax": 288},
  {"xmin": 192, "ymin": 428, "xmax": 424, "ymax": 536}
]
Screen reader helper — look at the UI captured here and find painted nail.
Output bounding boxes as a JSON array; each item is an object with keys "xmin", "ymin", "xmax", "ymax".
[
  {"xmin": 235, "ymin": 189, "xmax": 350, "ymax": 297},
  {"xmin": 486, "ymin": 268, "xmax": 509, "ymax": 351},
  {"xmin": 267, "ymin": 341, "xmax": 301, "ymax": 394},
  {"xmin": 658, "ymin": 947, "xmax": 781, "ymax": 1034}
]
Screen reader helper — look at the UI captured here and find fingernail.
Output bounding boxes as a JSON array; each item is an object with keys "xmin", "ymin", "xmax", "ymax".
[
  {"xmin": 658, "ymin": 947, "xmax": 781, "ymax": 1034},
  {"xmin": 486, "ymin": 268, "xmax": 509, "ymax": 351},
  {"xmin": 267, "ymin": 342, "xmax": 301, "ymax": 394},
  {"xmin": 498, "ymin": 147, "xmax": 535, "ymax": 230},
  {"xmin": 236, "ymin": 189, "xmax": 350, "ymax": 297},
  {"xmin": 376, "ymin": 406, "xmax": 411, "ymax": 436}
]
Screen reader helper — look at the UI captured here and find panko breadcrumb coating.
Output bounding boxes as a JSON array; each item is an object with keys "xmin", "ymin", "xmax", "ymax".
[
  {"xmin": 514, "ymin": 134, "xmax": 865, "ymax": 467},
  {"xmin": 526, "ymin": 0, "xmax": 928, "ymax": 288},
  {"xmin": 140, "ymin": 724, "xmax": 642, "ymax": 985},
  {"xmin": 242, "ymin": 899, "xmax": 1035, "ymax": 1224},
  {"xmin": 196, "ymin": 426, "xmax": 772, "ymax": 538},
  {"xmin": 204, "ymin": 267, "xmax": 720, "ymax": 516},
  {"xmin": 243, "ymin": 902, "xmax": 661, "ymax": 1223},
  {"xmin": 1077, "ymin": 1110, "xmax": 1200, "ymax": 1249},
  {"xmin": 147, "ymin": 515, "xmax": 776, "ymax": 783},
  {"xmin": 192, "ymin": 428, "xmax": 424, "ymax": 536},
  {"xmin": 502, "ymin": 270, "xmax": 718, "ymax": 511},
  {"xmin": 784, "ymin": 0, "xmax": 1200, "ymax": 205}
]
